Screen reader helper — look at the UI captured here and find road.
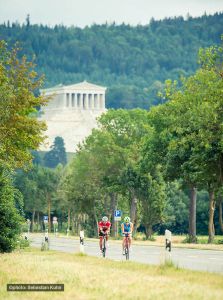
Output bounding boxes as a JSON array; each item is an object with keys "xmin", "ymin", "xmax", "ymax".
[{"xmin": 31, "ymin": 235, "xmax": 223, "ymax": 274}]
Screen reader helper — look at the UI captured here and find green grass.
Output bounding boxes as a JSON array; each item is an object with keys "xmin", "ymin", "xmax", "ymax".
[{"xmin": 0, "ymin": 248, "xmax": 223, "ymax": 300}]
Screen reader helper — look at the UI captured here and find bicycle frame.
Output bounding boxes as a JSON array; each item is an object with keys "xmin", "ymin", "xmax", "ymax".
[
  {"xmin": 123, "ymin": 234, "xmax": 130, "ymax": 260},
  {"xmin": 102, "ymin": 233, "xmax": 107, "ymax": 258}
]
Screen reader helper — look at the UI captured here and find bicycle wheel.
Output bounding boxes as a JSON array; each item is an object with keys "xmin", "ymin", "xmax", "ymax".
[
  {"xmin": 102, "ymin": 237, "xmax": 106, "ymax": 257},
  {"xmin": 125, "ymin": 240, "xmax": 129, "ymax": 260}
]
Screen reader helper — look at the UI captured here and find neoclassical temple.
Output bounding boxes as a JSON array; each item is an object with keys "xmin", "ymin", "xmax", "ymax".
[{"xmin": 39, "ymin": 81, "xmax": 107, "ymax": 152}]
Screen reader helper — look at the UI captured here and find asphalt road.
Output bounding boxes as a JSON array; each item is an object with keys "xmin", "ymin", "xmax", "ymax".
[{"xmin": 31, "ymin": 235, "xmax": 223, "ymax": 274}]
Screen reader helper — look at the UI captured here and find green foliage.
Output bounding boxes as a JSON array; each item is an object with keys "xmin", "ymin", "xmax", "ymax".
[
  {"xmin": 0, "ymin": 41, "xmax": 48, "ymax": 170},
  {"xmin": 17, "ymin": 237, "xmax": 30, "ymax": 249},
  {"xmin": 0, "ymin": 170, "xmax": 23, "ymax": 252},
  {"xmin": 0, "ymin": 42, "xmax": 49, "ymax": 252},
  {"xmin": 0, "ymin": 13, "xmax": 222, "ymax": 108},
  {"xmin": 156, "ymin": 181, "xmax": 189, "ymax": 234},
  {"xmin": 138, "ymin": 166, "xmax": 166, "ymax": 238},
  {"xmin": 141, "ymin": 38, "xmax": 223, "ymax": 241},
  {"xmin": 43, "ymin": 136, "xmax": 67, "ymax": 168}
]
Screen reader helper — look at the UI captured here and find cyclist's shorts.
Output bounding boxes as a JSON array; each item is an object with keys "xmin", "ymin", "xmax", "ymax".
[
  {"xmin": 122, "ymin": 233, "xmax": 132, "ymax": 237},
  {"xmin": 99, "ymin": 231, "xmax": 108, "ymax": 237}
]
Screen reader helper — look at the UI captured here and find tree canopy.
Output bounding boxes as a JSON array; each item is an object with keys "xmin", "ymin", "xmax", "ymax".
[{"xmin": 0, "ymin": 13, "xmax": 222, "ymax": 108}]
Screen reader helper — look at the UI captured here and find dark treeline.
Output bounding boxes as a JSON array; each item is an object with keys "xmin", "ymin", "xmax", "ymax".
[{"xmin": 0, "ymin": 12, "xmax": 222, "ymax": 108}]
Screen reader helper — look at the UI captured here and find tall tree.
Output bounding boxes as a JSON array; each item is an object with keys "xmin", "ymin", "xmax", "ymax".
[
  {"xmin": 0, "ymin": 41, "xmax": 48, "ymax": 252},
  {"xmin": 44, "ymin": 136, "xmax": 67, "ymax": 168},
  {"xmin": 0, "ymin": 41, "xmax": 47, "ymax": 169}
]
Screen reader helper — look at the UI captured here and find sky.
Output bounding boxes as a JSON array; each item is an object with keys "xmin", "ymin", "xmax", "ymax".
[{"xmin": 0, "ymin": 0, "xmax": 222, "ymax": 28}]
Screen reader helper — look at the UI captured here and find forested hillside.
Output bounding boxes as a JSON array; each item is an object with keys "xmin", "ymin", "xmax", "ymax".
[{"xmin": 0, "ymin": 12, "xmax": 222, "ymax": 108}]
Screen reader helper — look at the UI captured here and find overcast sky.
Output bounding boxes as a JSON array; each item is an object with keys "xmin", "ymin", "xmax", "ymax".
[{"xmin": 0, "ymin": 0, "xmax": 222, "ymax": 27}]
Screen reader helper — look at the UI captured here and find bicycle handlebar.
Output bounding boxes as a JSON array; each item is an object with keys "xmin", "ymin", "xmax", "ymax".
[
  {"xmin": 99, "ymin": 231, "xmax": 109, "ymax": 236},
  {"xmin": 123, "ymin": 233, "xmax": 131, "ymax": 237}
]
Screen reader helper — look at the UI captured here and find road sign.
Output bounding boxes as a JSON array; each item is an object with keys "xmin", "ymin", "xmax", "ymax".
[
  {"xmin": 53, "ymin": 217, "xmax": 58, "ymax": 224},
  {"xmin": 114, "ymin": 210, "xmax": 122, "ymax": 221},
  {"xmin": 43, "ymin": 216, "xmax": 48, "ymax": 224}
]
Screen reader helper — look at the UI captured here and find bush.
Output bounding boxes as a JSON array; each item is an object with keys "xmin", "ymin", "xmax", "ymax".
[
  {"xmin": 0, "ymin": 171, "xmax": 23, "ymax": 252},
  {"xmin": 182, "ymin": 235, "xmax": 198, "ymax": 244},
  {"xmin": 17, "ymin": 237, "xmax": 30, "ymax": 249},
  {"xmin": 133, "ymin": 232, "xmax": 146, "ymax": 241},
  {"xmin": 144, "ymin": 236, "xmax": 156, "ymax": 241}
]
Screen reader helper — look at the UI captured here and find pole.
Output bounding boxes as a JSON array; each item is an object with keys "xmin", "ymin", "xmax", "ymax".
[
  {"xmin": 165, "ymin": 229, "xmax": 172, "ymax": 262},
  {"xmin": 80, "ymin": 230, "xmax": 84, "ymax": 253},
  {"xmin": 116, "ymin": 221, "xmax": 118, "ymax": 237}
]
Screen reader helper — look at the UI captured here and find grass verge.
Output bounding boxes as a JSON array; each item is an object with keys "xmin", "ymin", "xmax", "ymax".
[{"xmin": 0, "ymin": 248, "xmax": 223, "ymax": 300}]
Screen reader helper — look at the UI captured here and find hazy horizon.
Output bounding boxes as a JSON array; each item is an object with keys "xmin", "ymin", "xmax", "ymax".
[{"xmin": 0, "ymin": 0, "xmax": 222, "ymax": 28}]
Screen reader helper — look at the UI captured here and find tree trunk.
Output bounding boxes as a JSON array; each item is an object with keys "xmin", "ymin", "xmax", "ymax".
[
  {"xmin": 109, "ymin": 193, "xmax": 117, "ymax": 237},
  {"xmin": 208, "ymin": 190, "xmax": 215, "ymax": 244},
  {"xmin": 71, "ymin": 212, "xmax": 75, "ymax": 235},
  {"xmin": 93, "ymin": 208, "xmax": 99, "ymax": 237},
  {"xmin": 188, "ymin": 186, "xmax": 197, "ymax": 243},
  {"xmin": 37, "ymin": 211, "xmax": 40, "ymax": 232},
  {"xmin": 31, "ymin": 209, "xmax": 36, "ymax": 232},
  {"xmin": 219, "ymin": 200, "xmax": 223, "ymax": 233},
  {"xmin": 130, "ymin": 189, "xmax": 137, "ymax": 229},
  {"xmin": 68, "ymin": 207, "xmax": 71, "ymax": 230},
  {"xmin": 145, "ymin": 225, "xmax": 153, "ymax": 239},
  {"xmin": 47, "ymin": 193, "xmax": 51, "ymax": 233}
]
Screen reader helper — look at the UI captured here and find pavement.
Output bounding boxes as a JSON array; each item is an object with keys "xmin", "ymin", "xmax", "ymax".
[{"xmin": 30, "ymin": 235, "xmax": 223, "ymax": 275}]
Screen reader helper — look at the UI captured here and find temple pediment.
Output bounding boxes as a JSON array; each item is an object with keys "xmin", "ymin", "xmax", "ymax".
[
  {"xmin": 66, "ymin": 81, "xmax": 106, "ymax": 91},
  {"xmin": 41, "ymin": 80, "xmax": 106, "ymax": 94}
]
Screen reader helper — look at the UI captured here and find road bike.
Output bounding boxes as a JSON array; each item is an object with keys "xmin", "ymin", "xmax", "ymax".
[
  {"xmin": 123, "ymin": 233, "xmax": 130, "ymax": 260},
  {"xmin": 101, "ymin": 232, "xmax": 108, "ymax": 258}
]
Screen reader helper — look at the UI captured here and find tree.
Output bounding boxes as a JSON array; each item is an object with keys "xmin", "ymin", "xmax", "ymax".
[
  {"xmin": 0, "ymin": 168, "xmax": 23, "ymax": 252},
  {"xmin": 140, "ymin": 38, "xmax": 223, "ymax": 243},
  {"xmin": 44, "ymin": 136, "xmax": 67, "ymax": 168},
  {"xmin": 137, "ymin": 166, "xmax": 166, "ymax": 239},
  {"xmin": 61, "ymin": 109, "xmax": 151, "ymax": 236},
  {"xmin": 0, "ymin": 41, "xmax": 48, "ymax": 169},
  {"xmin": 0, "ymin": 41, "xmax": 48, "ymax": 252}
]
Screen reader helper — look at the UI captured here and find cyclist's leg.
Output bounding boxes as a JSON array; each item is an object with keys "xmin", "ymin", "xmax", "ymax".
[
  {"xmin": 128, "ymin": 235, "xmax": 132, "ymax": 248},
  {"xmin": 99, "ymin": 236, "xmax": 103, "ymax": 251},
  {"xmin": 105, "ymin": 233, "xmax": 109, "ymax": 247},
  {"xmin": 122, "ymin": 236, "xmax": 126, "ymax": 254},
  {"xmin": 105, "ymin": 233, "xmax": 108, "ymax": 241}
]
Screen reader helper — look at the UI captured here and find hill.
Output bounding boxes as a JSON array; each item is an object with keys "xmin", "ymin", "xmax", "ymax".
[{"xmin": 0, "ymin": 12, "xmax": 222, "ymax": 108}]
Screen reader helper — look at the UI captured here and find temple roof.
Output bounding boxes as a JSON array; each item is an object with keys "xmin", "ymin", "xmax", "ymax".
[{"xmin": 41, "ymin": 80, "xmax": 106, "ymax": 94}]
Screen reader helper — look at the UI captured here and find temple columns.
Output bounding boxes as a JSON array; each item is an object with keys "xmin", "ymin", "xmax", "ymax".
[{"xmin": 64, "ymin": 92, "xmax": 105, "ymax": 109}]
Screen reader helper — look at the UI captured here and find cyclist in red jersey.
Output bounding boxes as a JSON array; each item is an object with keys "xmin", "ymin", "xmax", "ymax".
[{"xmin": 98, "ymin": 216, "xmax": 111, "ymax": 253}]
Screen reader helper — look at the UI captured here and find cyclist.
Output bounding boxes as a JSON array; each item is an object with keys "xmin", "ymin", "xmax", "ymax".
[
  {"xmin": 121, "ymin": 216, "xmax": 133, "ymax": 254},
  {"xmin": 98, "ymin": 216, "xmax": 111, "ymax": 253}
]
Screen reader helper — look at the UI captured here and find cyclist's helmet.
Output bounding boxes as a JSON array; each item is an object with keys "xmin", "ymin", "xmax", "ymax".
[
  {"xmin": 124, "ymin": 216, "xmax": 130, "ymax": 223},
  {"xmin": 102, "ymin": 216, "xmax": 108, "ymax": 222}
]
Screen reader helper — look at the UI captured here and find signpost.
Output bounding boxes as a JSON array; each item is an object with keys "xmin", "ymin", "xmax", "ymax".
[
  {"xmin": 43, "ymin": 216, "xmax": 48, "ymax": 224},
  {"xmin": 165, "ymin": 229, "xmax": 172, "ymax": 262},
  {"xmin": 114, "ymin": 210, "xmax": 122, "ymax": 237},
  {"xmin": 80, "ymin": 230, "xmax": 84, "ymax": 253},
  {"xmin": 40, "ymin": 216, "xmax": 50, "ymax": 250},
  {"xmin": 114, "ymin": 210, "xmax": 122, "ymax": 221},
  {"xmin": 53, "ymin": 216, "xmax": 58, "ymax": 236}
]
